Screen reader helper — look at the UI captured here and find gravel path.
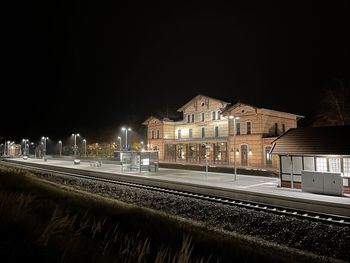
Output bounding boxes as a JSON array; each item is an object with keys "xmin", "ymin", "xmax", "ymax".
[{"xmin": 36, "ymin": 172, "xmax": 350, "ymax": 262}]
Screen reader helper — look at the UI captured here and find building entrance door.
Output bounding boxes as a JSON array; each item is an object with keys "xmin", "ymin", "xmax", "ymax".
[{"xmin": 241, "ymin": 145, "xmax": 248, "ymax": 166}]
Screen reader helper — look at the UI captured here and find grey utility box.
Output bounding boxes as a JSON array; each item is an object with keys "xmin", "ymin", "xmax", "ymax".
[
  {"xmin": 301, "ymin": 170, "xmax": 343, "ymax": 196},
  {"xmin": 323, "ymin": 172, "xmax": 343, "ymax": 196}
]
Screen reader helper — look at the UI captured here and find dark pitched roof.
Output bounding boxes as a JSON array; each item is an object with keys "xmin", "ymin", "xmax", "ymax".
[{"xmin": 271, "ymin": 126, "xmax": 350, "ymax": 155}]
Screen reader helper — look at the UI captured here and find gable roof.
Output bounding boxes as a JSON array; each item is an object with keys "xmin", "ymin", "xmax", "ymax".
[
  {"xmin": 271, "ymin": 125, "xmax": 350, "ymax": 155},
  {"xmin": 221, "ymin": 102, "xmax": 304, "ymax": 119},
  {"xmin": 142, "ymin": 115, "xmax": 162, "ymax": 125},
  {"xmin": 177, "ymin": 94, "xmax": 230, "ymax": 112}
]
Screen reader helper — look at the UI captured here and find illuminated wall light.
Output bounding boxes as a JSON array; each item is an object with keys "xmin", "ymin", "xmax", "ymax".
[{"xmin": 249, "ymin": 148, "xmax": 252, "ymax": 155}]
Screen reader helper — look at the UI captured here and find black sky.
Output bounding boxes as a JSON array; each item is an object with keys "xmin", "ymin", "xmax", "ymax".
[{"xmin": 2, "ymin": 0, "xmax": 350, "ymax": 142}]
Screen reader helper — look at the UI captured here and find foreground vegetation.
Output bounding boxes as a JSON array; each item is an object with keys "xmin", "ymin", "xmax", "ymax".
[{"xmin": 0, "ymin": 165, "xmax": 339, "ymax": 263}]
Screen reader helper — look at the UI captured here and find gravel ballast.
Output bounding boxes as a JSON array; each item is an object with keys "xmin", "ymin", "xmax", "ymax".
[{"xmin": 35, "ymin": 172, "xmax": 350, "ymax": 262}]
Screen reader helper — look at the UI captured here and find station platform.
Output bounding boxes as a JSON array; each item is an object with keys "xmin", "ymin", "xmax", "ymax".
[{"xmin": 9, "ymin": 158, "xmax": 350, "ymax": 213}]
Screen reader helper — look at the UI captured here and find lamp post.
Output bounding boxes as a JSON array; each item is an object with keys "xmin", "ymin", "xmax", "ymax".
[
  {"xmin": 121, "ymin": 127, "xmax": 131, "ymax": 150},
  {"xmin": 22, "ymin": 139, "xmax": 29, "ymax": 156},
  {"xmin": 82, "ymin": 139, "xmax": 86, "ymax": 157},
  {"xmin": 42, "ymin": 137, "xmax": 49, "ymax": 158},
  {"xmin": 72, "ymin": 133, "xmax": 80, "ymax": 158},
  {"xmin": 229, "ymin": 115, "xmax": 240, "ymax": 181},
  {"xmin": 58, "ymin": 140, "xmax": 62, "ymax": 157},
  {"xmin": 30, "ymin": 142, "xmax": 34, "ymax": 156},
  {"xmin": 117, "ymin": 136, "xmax": 122, "ymax": 151}
]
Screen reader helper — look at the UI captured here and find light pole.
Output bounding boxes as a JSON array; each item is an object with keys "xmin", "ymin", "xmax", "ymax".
[
  {"xmin": 201, "ymin": 143, "xmax": 210, "ymax": 180},
  {"xmin": 121, "ymin": 127, "xmax": 131, "ymax": 150},
  {"xmin": 82, "ymin": 139, "xmax": 86, "ymax": 157},
  {"xmin": 30, "ymin": 142, "xmax": 34, "ymax": 156},
  {"xmin": 22, "ymin": 139, "xmax": 29, "ymax": 156},
  {"xmin": 58, "ymin": 140, "xmax": 62, "ymax": 157},
  {"xmin": 117, "ymin": 136, "xmax": 122, "ymax": 151},
  {"xmin": 72, "ymin": 133, "xmax": 80, "ymax": 159},
  {"xmin": 42, "ymin": 137, "xmax": 49, "ymax": 158},
  {"xmin": 229, "ymin": 115, "xmax": 240, "ymax": 181}
]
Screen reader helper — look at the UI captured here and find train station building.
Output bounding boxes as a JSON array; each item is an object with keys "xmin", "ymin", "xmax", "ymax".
[{"xmin": 143, "ymin": 94, "xmax": 303, "ymax": 170}]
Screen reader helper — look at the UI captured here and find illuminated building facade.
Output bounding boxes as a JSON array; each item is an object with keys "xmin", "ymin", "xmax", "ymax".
[{"xmin": 143, "ymin": 94, "xmax": 303, "ymax": 169}]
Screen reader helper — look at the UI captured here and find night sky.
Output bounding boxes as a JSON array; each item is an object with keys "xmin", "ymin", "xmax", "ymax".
[{"xmin": 2, "ymin": 1, "xmax": 349, "ymax": 143}]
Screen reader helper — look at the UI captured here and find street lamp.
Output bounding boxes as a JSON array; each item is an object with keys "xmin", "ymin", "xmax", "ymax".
[
  {"xmin": 30, "ymin": 142, "xmax": 34, "ymax": 156},
  {"xmin": 229, "ymin": 115, "xmax": 240, "ymax": 181},
  {"xmin": 121, "ymin": 127, "xmax": 131, "ymax": 150},
  {"xmin": 82, "ymin": 139, "xmax": 86, "ymax": 157},
  {"xmin": 117, "ymin": 136, "xmax": 122, "ymax": 151},
  {"xmin": 72, "ymin": 133, "xmax": 80, "ymax": 158},
  {"xmin": 22, "ymin": 139, "xmax": 29, "ymax": 156},
  {"xmin": 58, "ymin": 140, "xmax": 62, "ymax": 157},
  {"xmin": 42, "ymin": 137, "xmax": 49, "ymax": 158}
]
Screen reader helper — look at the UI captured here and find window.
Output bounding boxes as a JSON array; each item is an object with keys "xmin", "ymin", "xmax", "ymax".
[
  {"xmin": 178, "ymin": 129, "xmax": 181, "ymax": 139},
  {"xmin": 316, "ymin": 157, "xmax": 327, "ymax": 172},
  {"xmin": 217, "ymin": 111, "xmax": 221, "ymax": 120},
  {"xmin": 184, "ymin": 114, "xmax": 186, "ymax": 121},
  {"xmin": 236, "ymin": 123, "xmax": 240, "ymax": 135},
  {"xmin": 246, "ymin": 121, "xmax": 251, "ymax": 134},
  {"xmin": 151, "ymin": 130, "xmax": 154, "ymax": 139},
  {"xmin": 157, "ymin": 130, "xmax": 160, "ymax": 139},
  {"xmin": 189, "ymin": 129, "xmax": 193, "ymax": 138},
  {"xmin": 201, "ymin": 127, "xmax": 205, "ymax": 138},
  {"xmin": 329, "ymin": 158, "xmax": 341, "ymax": 173},
  {"xmin": 343, "ymin": 158, "xmax": 350, "ymax": 176},
  {"xmin": 282, "ymin": 124, "xmax": 286, "ymax": 133},
  {"xmin": 274, "ymin": 123, "xmax": 278, "ymax": 135},
  {"xmin": 201, "ymin": 112, "xmax": 205, "ymax": 122},
  {"xmin": 212, "ymin": 111, "xmax": 216, "ymax": 120},
  {"xmin": 215, "ymin": 126, "xmax": 219, "ymax": 137},
  {"xmin": 192, "ymin": 114, "xmax": 194, "ymax": 123},
  {"xmin": 187, "ymin": 115, "xmax": 191, "ymax": 123}
]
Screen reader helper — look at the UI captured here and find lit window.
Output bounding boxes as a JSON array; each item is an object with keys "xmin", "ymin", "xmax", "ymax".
[
  {"xmin": 329, "ymin": 158, "xmax": 341, "ymax": 173},
  {"xmin": 343, "ymin": 158, "xmax": 350, "ymax": 177},
  {"xmin": 316, "ymin": 157, "xmax": 327, "ymax": 172},
  {"xmin": 236, "ymin": 123, "xmax": 240, "ymax": 135},
  {"xmin": 246, "ymin": 121, "xmax": 251, "ymax": 135}
]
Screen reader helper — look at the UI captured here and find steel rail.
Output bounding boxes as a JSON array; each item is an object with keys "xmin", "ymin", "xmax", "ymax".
[{"xmin": 1, "ymin": 159, "xmax": 349, "ymax": 226}]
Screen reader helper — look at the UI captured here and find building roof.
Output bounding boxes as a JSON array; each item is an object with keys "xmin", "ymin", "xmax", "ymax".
[
  {"xmin": 177, "ymin": 94, "xmax": 230, "ymax": 112},
  {"xmin": 221, "ymin": 102, "xmax": 304, "ymax": 119},
  {"xmin": 271, "ymin": 125, "xmax": 350, "ymax": 155}
]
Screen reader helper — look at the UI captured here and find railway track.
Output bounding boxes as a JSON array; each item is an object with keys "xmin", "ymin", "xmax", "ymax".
[{"xmin": 1, "ymin": 159, "xmax": 350, "ymax": 227}]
